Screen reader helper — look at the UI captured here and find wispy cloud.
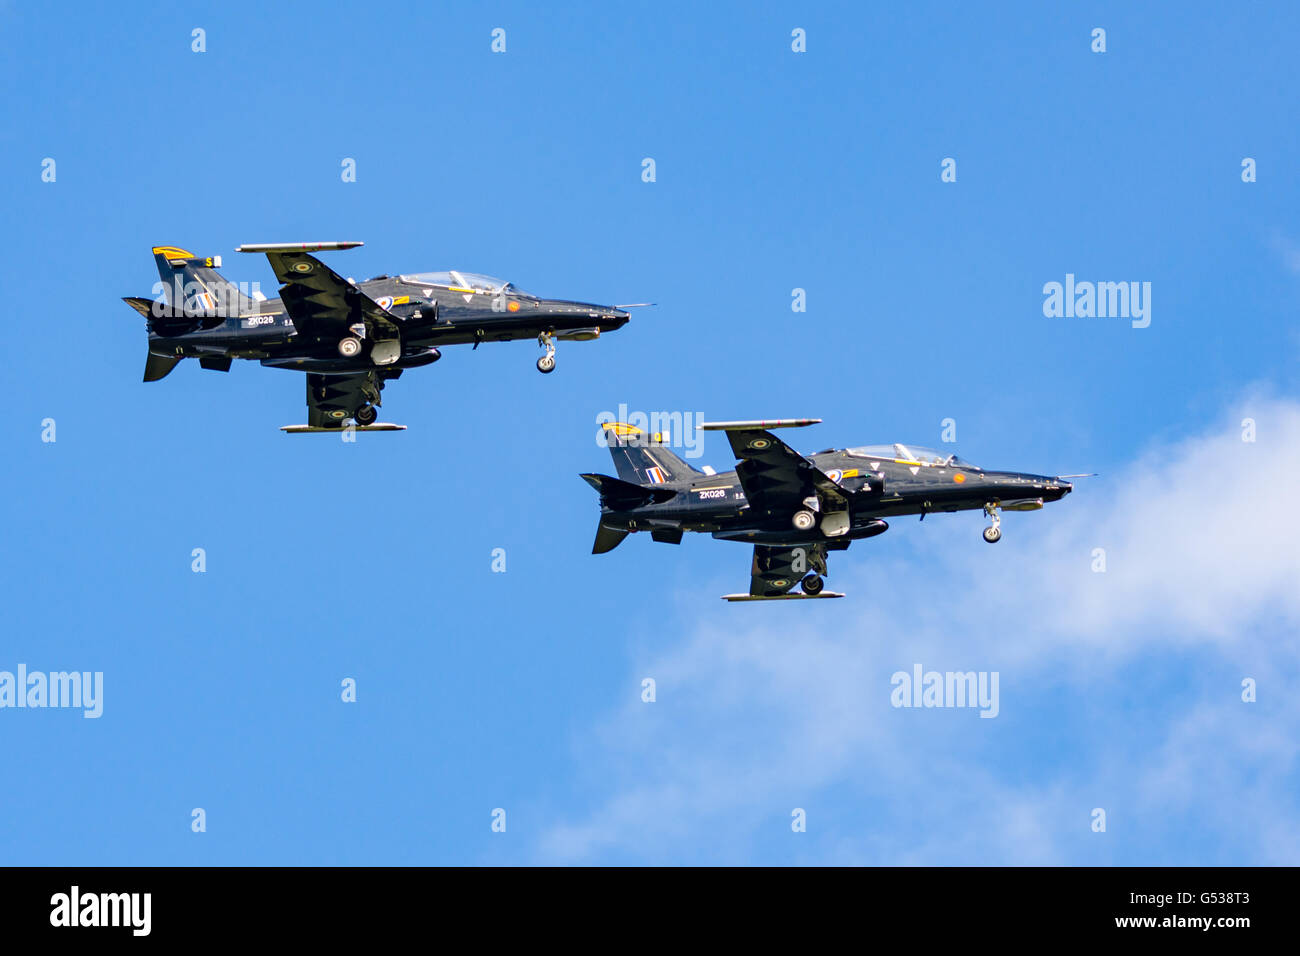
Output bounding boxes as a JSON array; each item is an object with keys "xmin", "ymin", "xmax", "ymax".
[
  {"xmin": 1269, "ymin": 232, "xmax": 1300, "ymax": 276},
  {"xmin": 537, "ymin": 394, "xmax": 1300, "ymax": 864}
]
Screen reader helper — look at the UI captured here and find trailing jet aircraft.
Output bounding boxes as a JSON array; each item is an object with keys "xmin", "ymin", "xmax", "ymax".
[
  {"xmin": 582, "ymin": 420, "xmax": 1083, "ymax": 600},
  {"xmin": 122, "ymin": 242, "xmax": 633, "ymax": 430}
]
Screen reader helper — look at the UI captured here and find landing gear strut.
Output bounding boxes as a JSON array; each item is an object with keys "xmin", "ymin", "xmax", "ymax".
[
  {"xmin": 536, "ymin": 332, "xmax": 556, "ymax": 374},
  {"xmin": 982, "ymin": 503, "xmax": 1002, "ymax": 543}
]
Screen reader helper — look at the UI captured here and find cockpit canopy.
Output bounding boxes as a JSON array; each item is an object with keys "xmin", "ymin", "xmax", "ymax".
[
  {"xmin": 398, "ymin": 271, "xmax": 535, "ymax": 298},
  {"xmin": 845, "ymin": 443, "xmax": 980, "ymax": 469}
]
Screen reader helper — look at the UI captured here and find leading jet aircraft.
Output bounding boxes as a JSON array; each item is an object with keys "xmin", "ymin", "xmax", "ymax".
[
  {"xmin": 122, "ymin": 242, "xmax": 633, "ymax": 430},
  {"xmin": 582, "ymin": 419, "xmax": 1083, "ymax": 600}
]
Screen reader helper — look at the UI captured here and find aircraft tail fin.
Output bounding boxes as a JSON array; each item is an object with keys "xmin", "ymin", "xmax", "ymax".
[
  {"xmin": 580, "ymin": 472, "xmax": 675, "ymax": 554},
  {"xmin": 151, "ymin": 245, "xmax": 256, "ymax": 315},
  {"xmin": 600, "ymin": 422, "xmax": 699, "ymax": 484}
]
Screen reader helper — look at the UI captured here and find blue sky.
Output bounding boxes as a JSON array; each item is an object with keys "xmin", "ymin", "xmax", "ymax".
[{"xmin": 1, "ymin": 1, "xmax": 1297, "ymax": 865}]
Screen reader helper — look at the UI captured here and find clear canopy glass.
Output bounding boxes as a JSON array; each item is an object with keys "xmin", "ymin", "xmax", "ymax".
[
  {"xmin": 399, "ymin": 271, "xmax": 533, "ymax": 297},
  {"xmin": 845, "ymin": 444, "xmax": 979, "ymax": 468}
]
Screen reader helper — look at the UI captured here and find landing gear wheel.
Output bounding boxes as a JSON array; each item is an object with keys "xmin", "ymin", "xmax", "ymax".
[
  {"xmin": 792, "ymin": 510, "xmax": 817, "ymax": 532},
  {"xmin": 354, "ymin": 404, "xmax": 378, "ymax": 426},
  {"xmin": 338, "ymin": 336, "xmax": 363, "ymax": 358},
  {"xmin": 536, "ymin": 331, "xmax": 557, "ymax": 373},
  {"xmin": 982, "ymin": 502, "xmax": 1002, "ymax": 543},
  {"xmin": 801, "ymin": 574, "xmax": 824, "ymax": 595}
]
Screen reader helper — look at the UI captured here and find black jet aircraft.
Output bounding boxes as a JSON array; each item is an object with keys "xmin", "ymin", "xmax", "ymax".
[
  {"xmin": 122, "ymin": 242, "xmax": 633, "ymax": 430},
  {"xmin": 582, "ymin": 420, "xmax": 1082, "ymax": 601}
]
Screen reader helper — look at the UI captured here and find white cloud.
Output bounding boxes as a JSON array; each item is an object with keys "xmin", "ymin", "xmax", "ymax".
[
  {"xmin": 1270, "ymin": 233, "xmax": 1300, "ymax": 276},
  {"xmin": 537, "ymin": 395, "xmax": 1300, "ymax": 864}
]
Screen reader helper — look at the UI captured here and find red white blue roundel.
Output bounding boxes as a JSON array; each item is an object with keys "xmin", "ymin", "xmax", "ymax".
[
  {"xmin": 826, "ymin": 469, "xmax": 843, "ymax": 484},
  {"xmin": 377, "ymin": 296, "xmax": 393, "ymax": 310}
]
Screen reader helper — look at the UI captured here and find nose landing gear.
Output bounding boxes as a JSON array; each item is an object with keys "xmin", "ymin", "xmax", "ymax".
[
  {"xmin": 536, "ymin": 332, "xmax": 556, "ymax": 373},
  {"xmin": 982, "ymin": 503, "xmax": 1002, "ymax": 543}
]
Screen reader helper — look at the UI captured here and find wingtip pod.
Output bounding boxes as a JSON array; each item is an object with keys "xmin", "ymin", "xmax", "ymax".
[
  {"xmin": 700, "ymin": 419, "xmax": 822, "ymax": 431},
  {"xmin": 720, "ymin": 591, "xmax": 845, "ymax": 601},
  {"xmin": 280, "ymin": 423, "xmax": 406, "ymax": 433},
  {"xmin": 235, "ymin": 242, "xmax": 363, "ymax": 253}
]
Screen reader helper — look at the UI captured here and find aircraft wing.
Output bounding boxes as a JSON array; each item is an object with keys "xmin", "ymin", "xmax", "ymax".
[
  {"xmin": 719, "ymin": 544, "xmax": 844, "ymax": 601},
  {"xmin": 702, "ymin": 420, "xmax": 848, "ymax": 512},
  {"xmin": 300, "ymin": 371, "xmax": 388, "ymax": 429},
  {"xmin": 238, "ymin": 243, "xmax": 400, "ymax": 341}
]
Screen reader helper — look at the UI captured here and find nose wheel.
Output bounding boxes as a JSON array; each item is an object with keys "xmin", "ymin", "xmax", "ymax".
[
  {"xmin": 982, "ymin": 503, "xmax": 1002, "ymax": 543},
  {"xmin": 536, "ymin": 332, "xmax": 556, "ymax": 374}
]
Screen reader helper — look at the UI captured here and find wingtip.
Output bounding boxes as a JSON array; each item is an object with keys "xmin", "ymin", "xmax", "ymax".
[{"xmin": 235, "ymin": 241, "xmax": 364, "ymax": 253}]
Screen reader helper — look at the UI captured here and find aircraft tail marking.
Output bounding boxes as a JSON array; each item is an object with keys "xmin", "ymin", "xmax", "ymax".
[
  {"xmin": 152, "ymin": 244, "xmax": 256, "ymax": 316},
  {"xmin": 601, "ymin": 422, "xmax": 699, "ymax": 484}
]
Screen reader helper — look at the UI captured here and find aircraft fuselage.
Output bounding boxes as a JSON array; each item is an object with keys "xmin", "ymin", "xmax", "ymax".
[
  {"xmin": 147, "ymin": 276, "xmax": 629, "ymax": 370},
  {"xmin": 604, "ymin": 449, "xmax": 1072, "ymax": 546}
]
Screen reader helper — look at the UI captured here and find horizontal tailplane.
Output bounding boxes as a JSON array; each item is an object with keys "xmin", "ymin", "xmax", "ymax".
[{"xmin": 579, "ymin": 473, "xmax": 676, "ymax": 509}]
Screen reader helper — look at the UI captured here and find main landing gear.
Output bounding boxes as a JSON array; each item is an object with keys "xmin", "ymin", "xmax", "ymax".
[
  {"xmin": 801, "ymin": 573, "xmax": 824, "ymax": 595},
  {"xmin": 792, "ymin": 509, "xmax": 817, "ymax": 531},
  {"xmin": 536, "ymin": 332, "xmax": 556, "ymax": 374},
  {"xmin": 354, "ymin": 404, "xmax": 378, "ymax": 426},
  {"xmin": 982, "ymin": 503, "xmax": 1002, "ymax": 543}
]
